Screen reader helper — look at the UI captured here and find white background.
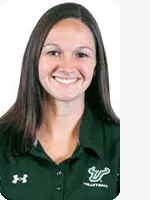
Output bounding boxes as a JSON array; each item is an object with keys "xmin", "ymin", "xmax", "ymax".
[
  {"xmin": 0, "ymin": 0, "xmax": 120, "ymax": 199},
  {"xmin": 2, "ymin": 0, "xmax": 150, "ymax": 200}
]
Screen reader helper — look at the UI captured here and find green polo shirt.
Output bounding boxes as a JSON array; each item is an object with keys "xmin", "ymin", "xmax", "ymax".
[{"xmin": 0, "ymin": 104, "xmax": 120, "ymax": 200}]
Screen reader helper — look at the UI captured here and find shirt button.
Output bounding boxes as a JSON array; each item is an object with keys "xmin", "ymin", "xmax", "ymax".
[
  {"xmin": 56, "ymin": 171, "xmax": 62, "ymax": 176},
  {"xmin": 55, "ymin": 187, "xmax": 61, "ymax": 191}
]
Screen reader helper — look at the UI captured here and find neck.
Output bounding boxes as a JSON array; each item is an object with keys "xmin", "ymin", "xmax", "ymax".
[{"xmin": 38, "ymin": 97, "xmax": 85, "ymax": 140}]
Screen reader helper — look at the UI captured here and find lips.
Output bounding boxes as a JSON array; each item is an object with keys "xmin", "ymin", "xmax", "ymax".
[
  {"xmin": 52, "ymin": 76, "xmax": 80, "ymax": 80},
  {"xmin": 51, "ymin": 76, "xmax": 80, "ymax": 85}
]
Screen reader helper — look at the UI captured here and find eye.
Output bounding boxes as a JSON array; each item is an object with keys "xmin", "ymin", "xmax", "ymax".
[
  {"xmin": 77, "ymin": 52, "xmax": 88, "ymax": 58},
  {"xmin": 47, "ymin": 50, "xmax": 59, "ymax": 56}
]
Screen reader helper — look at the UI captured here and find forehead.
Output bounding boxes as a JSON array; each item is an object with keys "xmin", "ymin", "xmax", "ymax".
[{"xmin": 44, "ymin": 18, "xmax": 95, "ymax": 46}]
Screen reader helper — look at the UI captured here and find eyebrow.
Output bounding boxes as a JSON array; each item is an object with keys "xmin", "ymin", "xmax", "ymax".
[{"xmin": 43, "ymin": 43, "xmax": 95, "ymax": 52}]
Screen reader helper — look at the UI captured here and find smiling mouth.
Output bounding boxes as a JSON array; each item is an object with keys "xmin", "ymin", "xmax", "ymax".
[{"xmin": 52, "ymin": 76, "xmax": 80, "ymax": 84}]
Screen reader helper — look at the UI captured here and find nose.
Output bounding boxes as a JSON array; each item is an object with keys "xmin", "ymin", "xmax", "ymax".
[
  {"xmin": 56, "ymin": 62, "xmax": 79, "ymax": 78},
  {"xmin": 58, "ymin": 53, "xmax": 77, "ymax": 71}
]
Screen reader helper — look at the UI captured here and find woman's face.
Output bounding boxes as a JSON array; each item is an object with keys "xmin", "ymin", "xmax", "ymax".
[{"xmin": 38, "ymin": 18, "xmax": 96, "ymax": 102}]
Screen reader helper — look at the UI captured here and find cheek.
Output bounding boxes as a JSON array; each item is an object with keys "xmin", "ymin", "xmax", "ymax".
[
  {"xmin": 81, "ymin": 61, "xmax": 96, "ymax": 78},
  {"xmin": 38, "ymin": 64, "xmax": 46, "ymax": 80},
  {"xmin": 38, "ymin": 57, "xmax": 54, "ymax": 78}
]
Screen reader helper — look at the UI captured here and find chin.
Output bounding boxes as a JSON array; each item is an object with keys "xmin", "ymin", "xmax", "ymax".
[
  {"xmin": 54, "ymin": 96, "xmax": 78, "ymax": 102},
  {"xmin": 48, "ymin": 93, "xmax": 84, "ymax": 103}
]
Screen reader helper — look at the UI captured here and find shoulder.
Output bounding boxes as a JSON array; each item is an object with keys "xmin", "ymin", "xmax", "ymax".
[
  {"xmin": 0, "ymin": 124, "xmax": 9, "ymax": 158},
  {"xmin": 99, "ymin": 120, "xmax": 120, "ymax": 159},
  {"xmin": 102, "ymin": 120, "xmax": 120, "ymax": 142},
  {"xmin": 0, "ymin": 133, "xmax": 6, "ymax": 168},
  {"xmin": 0, "ymin": 133, "xmax": 7, "ymax": 158}
]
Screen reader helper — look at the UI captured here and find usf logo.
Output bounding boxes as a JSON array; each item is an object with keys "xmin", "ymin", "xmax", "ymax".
[
  {"xmin": 88, "ymin": 166, "xmax": 110, "ymax": 182},
  {"xmin": 83, "ymin": 166, "xmax": 110, "ymax": 188}
]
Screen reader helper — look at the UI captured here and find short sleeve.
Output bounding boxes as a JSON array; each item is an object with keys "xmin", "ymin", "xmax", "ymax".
[
  {"xmin": 0, "ymin": 165, "xmax": 2, "ymax": 193},
  {"xmin": 105, "ymin": 121, "xmax": 120, "ymax": 199},
  {"xmin": 113, "ymin": 123, "xmax": 120, "ymax": 198},
  {"xmin": 117, "ymin": 173, "xmax": 120, "ymax": 196},
  {"xmin": 0, "ymin": 133, "xmax": 5, "ymax": 194}
]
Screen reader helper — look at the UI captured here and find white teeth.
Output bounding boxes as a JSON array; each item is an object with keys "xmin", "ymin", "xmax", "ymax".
[{"xmin": 54, "ymin": 77, "xmax": 77, "ymax": 83}]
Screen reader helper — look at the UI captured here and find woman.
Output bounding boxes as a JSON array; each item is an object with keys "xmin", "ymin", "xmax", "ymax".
[{"xmin": 0, "ymin": 2, "xmax": 120, "ymax": 200}]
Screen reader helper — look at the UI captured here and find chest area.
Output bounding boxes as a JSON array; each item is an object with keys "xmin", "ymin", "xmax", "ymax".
[{"xmin": 1, "ymin": 154, "xmax": 118, "ymax": 200}]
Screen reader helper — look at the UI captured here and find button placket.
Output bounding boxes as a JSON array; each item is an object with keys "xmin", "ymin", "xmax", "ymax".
[
  {"xmin": 55, "ymin": 186, "xmax": 62, "ymax": 191},
  {"xmin": 56, "ymin": 171, "xmax": 62, "ymax": 176},
  {"xmin": 55, "ymin": 169, "xmax": 64, "ymax": 200}
]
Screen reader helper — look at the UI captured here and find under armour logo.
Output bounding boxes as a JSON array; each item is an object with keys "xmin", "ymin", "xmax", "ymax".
[
  {"xmin": 88, "ymin": 166, "xmax": 110, "ymax": 182},
  {"xmin": 12, "ymin": 174, "xmax": 28, "ymax": 184}
]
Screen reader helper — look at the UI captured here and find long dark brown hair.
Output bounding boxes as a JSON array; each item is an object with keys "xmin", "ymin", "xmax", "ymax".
[{"xmin": 0, "ymin": 2, "xmax": 119, "ymax": 158}]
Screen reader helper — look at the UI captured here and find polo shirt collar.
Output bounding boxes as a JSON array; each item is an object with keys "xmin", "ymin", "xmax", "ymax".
[{"xmin": 13, "ymin": 102, "xmax": 103, "ymax": 159}]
